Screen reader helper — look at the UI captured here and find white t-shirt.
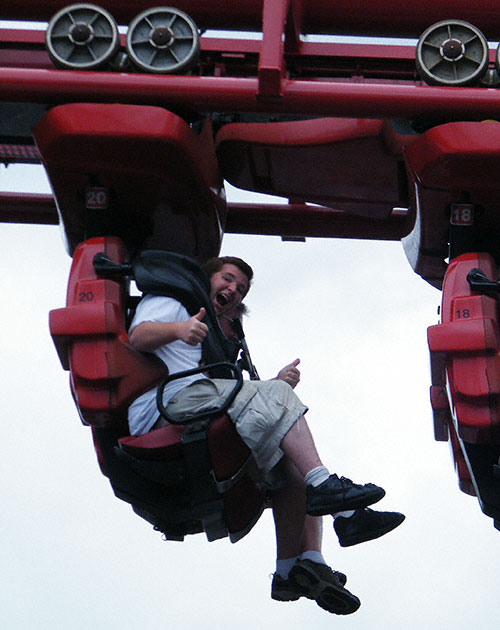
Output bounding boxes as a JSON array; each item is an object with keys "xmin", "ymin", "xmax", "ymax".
[{"xmin": 127, "ymin": 294, "xmax": 203, "ymax": 435}]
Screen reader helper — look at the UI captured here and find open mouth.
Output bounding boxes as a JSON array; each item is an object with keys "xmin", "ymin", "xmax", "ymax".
[{"xmin": 216, "ymin": 293, "xmax": 229, "ymax": 307}]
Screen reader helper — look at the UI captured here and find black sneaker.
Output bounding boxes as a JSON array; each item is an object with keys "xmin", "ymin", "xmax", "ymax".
[
  {"xmin": 271, "ymin": 566, "xmax": 347, "ymax": 602},
  {"xmin": 287, "ymin": 559, "xmax": 360, "ymax": 615},
  {"xmin": 271, "ymin": 573, "xmax": 302, "ymax": 602},
  {"xmin": 334, "ymin": 508, "xmax": 405, "ymax": 547},
  {"xmin": 306, "ymin": 474, "xmax": 385, "ymax": 516}
]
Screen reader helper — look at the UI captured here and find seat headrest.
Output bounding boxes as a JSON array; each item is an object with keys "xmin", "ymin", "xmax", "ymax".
[{"xmin": 132, "ymin": 250, "xmax": 211, "ymax": 316}]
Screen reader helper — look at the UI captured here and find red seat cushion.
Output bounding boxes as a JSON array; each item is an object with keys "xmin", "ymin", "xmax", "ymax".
[{"xmin": 119, "ymin": 424, "xmax": 185, "ymax": 461}]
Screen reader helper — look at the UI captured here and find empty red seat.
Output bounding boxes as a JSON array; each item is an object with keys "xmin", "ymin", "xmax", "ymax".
[
  {"xmin": 428, "ymin": 252, "xmax": 500, "ymax": 443},
  {"xmin": 33, "ymin": 103, "xmax": 226, "ymax": 261},
  {"xmin": 216, "ymin": 117, "xmax": 416, "ymax": 218}
]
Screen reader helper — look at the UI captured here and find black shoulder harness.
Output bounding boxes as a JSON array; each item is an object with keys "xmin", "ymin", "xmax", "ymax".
[{"xmin": 132, "ymin": 250, "xmax": 240, "ymax": 372}]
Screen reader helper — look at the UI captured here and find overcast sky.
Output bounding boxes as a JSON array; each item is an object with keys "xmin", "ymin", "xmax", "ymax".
[{"xmin": 2, "ymin": 163, "xmax": 500, "ymax": 629}]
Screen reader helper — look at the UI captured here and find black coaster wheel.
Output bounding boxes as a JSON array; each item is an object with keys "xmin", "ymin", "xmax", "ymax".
[
  {"xmin": 416, "ymin": 20, "xmax": 489, "ymax": 86},
  {"xmin": 125, "ymin": 7, "xmax": 200, "ymax": 74},
  {"xmin": 46, "ymin": 3, "xmax": 120, "ymax": 70}
]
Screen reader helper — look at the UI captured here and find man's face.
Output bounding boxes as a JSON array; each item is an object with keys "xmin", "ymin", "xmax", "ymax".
[{"xmin": 210, "ymin": 263, "xmax": 249, "ymax": 317}]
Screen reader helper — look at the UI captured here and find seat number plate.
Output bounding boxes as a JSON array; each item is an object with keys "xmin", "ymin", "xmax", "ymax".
[
  {"xmin": 86, "ymin": 187, "xmax": 109, "ymax": 210},
  {"xmin": 450, "ymin": 203, "xmax": 474, "ymax": 226}
]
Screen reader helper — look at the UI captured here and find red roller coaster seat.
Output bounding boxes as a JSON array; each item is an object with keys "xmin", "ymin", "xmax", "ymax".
[
  {"xmin": 428, "ymin": 252, "xmax": 500, "ymax": 445},
  {"xmin": 49, "ymin": 236, "xmax": 266, "ymax": 542},
  {"xmin": 49, "ymin": 236, "xmax": 167, "ymax": 430},
  {"xmin": 33, "ymin": 103, "xmax": 226, "ymax": 260},
  {"xmin": 216, "ymin": 117, "xmax": 417, "ymax": 218},
  {"xmin": 428, "ymin": 252, "xmax": 500, "ymax": 502}
]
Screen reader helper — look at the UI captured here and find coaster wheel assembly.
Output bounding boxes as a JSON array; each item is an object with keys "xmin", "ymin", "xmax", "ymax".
[
  {"xmin": 125, "ymin": 7, "xmax": 200, "ymax": 74},
  {"xmin": 494, "ymin": 44, "xmax": 500, "ymax": 78},
  {"xmin": 416, "ymin": 20, "xmax": 489, "ymax": 87},
  {"xmin": 46, "ymin": 3, "xmax": 120, "ymax": 70}
]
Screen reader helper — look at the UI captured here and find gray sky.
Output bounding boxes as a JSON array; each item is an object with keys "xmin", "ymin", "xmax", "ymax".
[{"xmin": 2, "ymin": 164, "xmax": 500, "ymax": 630}]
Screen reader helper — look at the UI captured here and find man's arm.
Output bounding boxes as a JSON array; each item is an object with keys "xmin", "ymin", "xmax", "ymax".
[{"xmin": 130, "ymin": 307, "xmax": 208, "ymax": 352}]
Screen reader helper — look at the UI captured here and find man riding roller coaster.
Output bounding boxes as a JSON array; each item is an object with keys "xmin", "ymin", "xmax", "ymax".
[{"xmin": 128, "ymin": 256, "xmax": 404, "ymax": 615}]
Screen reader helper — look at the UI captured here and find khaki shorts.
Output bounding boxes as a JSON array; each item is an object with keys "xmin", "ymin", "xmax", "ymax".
[{"xmin": 165, "ymin": 378, "xmax": 308, "ymax": 474}]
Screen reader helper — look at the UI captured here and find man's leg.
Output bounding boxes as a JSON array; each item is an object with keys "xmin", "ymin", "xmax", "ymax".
[
  {"xmin": 270, "ymin": 458, "xmax": 359, "ymax": 615},
  {"xmin": 279, "ymin": 416, "xmax": 322, "ymax": 477},
  {"xmin": 300, "ymin": 514, "xmax": 323, "ymax": 554},
  {"xmin": 271, "ymin": 457, "xmax": 306, "ymax": 561},
  {"xmin": 272, "ymin": 460, "xmax": 327, "ymax": 558},
  {"xmin": 279, "ymin": 415, "xmax": 385, "ymax": 516}
]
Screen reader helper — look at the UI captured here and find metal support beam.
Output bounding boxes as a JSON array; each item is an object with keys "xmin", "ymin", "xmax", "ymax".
[
  {"xmin": 1, "ymin": 67, "xmax": 500, "ymax": 120},
  {"xmin": 258, "ymin": 0, "xmax": 289, "ymax": 98},
  {"xmin": 0, "ymin": 192, "xmax": 409, "ymax": 240}
]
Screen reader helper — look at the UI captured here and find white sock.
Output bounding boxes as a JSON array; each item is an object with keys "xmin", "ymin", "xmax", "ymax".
[
  {"xmin": 304, "ymin": 466, "xmax": 330, "ymax": 487},
  {"xmin": 299, "ymin": 550, "xmax": 326, "ymax": 565},
  {"xmin": 334, "ymin": 510, "xmax": 356, "ymax": 519},
  {"xmin": 276, "ymin": 557, "xmax": 298, "ymax": 579}
]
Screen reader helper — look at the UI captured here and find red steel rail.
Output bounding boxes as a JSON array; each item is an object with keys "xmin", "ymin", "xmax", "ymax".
[
  {"xmin": 0, "ymin": 192, "xmax": 409, "ymax": 240},
  {"xmin": 0, "ymin": 67, "xmax": 499, "ymax": 120},
  {"xmin": 4, "ymin": 0, "xmax": 500, "ymax": 39}
]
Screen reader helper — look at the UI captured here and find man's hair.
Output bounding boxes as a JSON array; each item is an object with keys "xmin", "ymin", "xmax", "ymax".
[{"xmin": 205, "ymin": 256, "xmax": 254, "ymax": 294}]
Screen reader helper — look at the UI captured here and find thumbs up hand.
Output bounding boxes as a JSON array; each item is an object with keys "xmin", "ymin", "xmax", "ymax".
[
  {"xmin": 178, "ymin": 307, "xmax": 208, "ymax": 345},
  {"xmin": 276, "ymin": 358, "xmax": 301, "ymax": 389}
]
